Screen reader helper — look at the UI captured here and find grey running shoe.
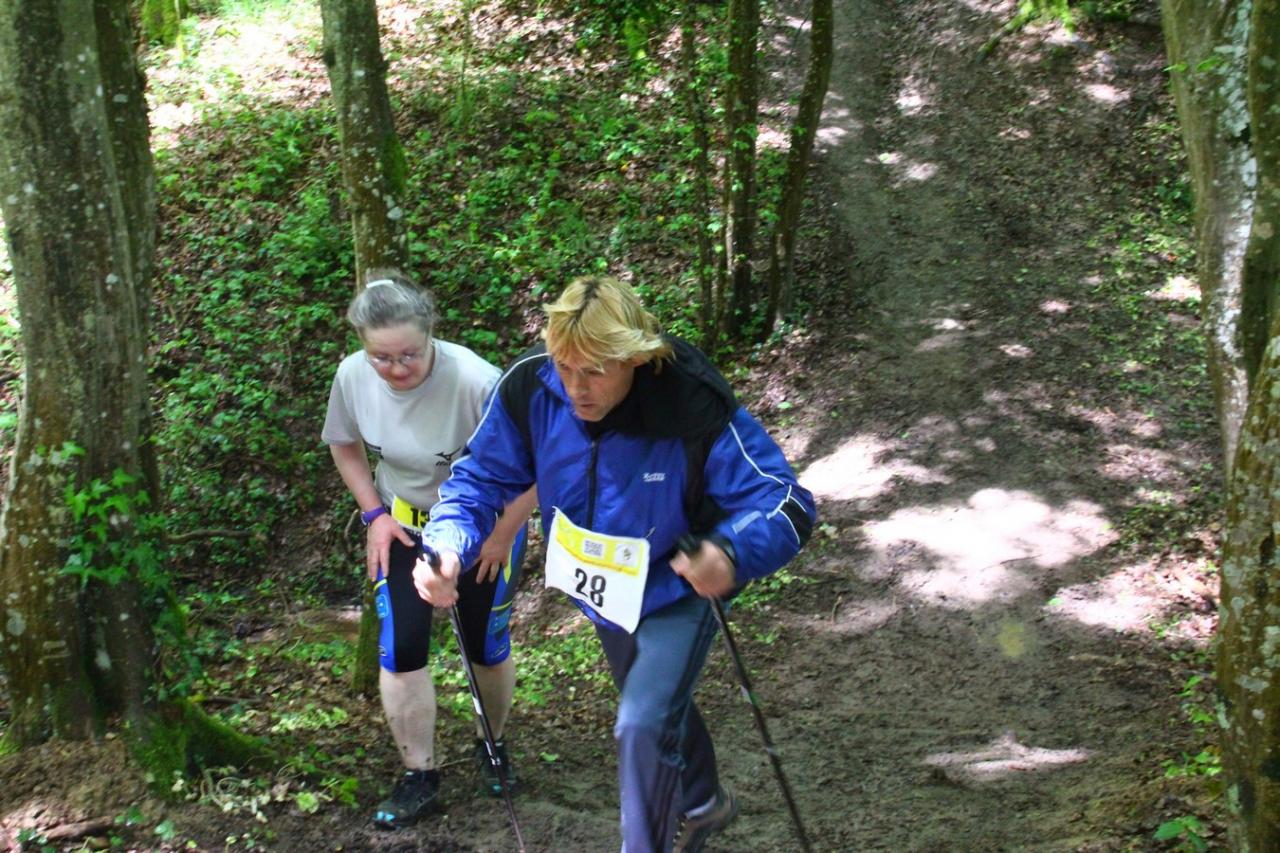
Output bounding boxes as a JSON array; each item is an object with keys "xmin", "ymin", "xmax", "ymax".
[
  {"xmin": 673, "ymin": 786, "xmax": 739, "ymax": 852},
  {"xmin": 474, "ymin": 738, "xmax": 519, "ymax": 798},
  {"xmin": 372, "ymin": 769, "xmax": 440, "ymax": 829}
]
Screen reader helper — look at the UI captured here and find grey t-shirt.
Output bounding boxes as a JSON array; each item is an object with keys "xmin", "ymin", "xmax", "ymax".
[{"xmin": 321, "ymin": 339, "xmax": 501, "ymax": 513}]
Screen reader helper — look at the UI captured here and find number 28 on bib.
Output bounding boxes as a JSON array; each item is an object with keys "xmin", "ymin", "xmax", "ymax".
[{"xmin": 544, "ymin": 508, "xmax": 650, "ymax": 633}]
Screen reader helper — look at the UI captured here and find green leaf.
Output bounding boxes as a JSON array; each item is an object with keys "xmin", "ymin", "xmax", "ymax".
[{"xmin": 295, "ymin": 791, "xmax": 320, "ymax": 814}]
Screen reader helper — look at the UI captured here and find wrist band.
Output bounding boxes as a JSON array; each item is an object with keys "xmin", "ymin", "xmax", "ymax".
[{"xmin": 361, "ymin": 505, "xmax": 389, "ymax": 526}]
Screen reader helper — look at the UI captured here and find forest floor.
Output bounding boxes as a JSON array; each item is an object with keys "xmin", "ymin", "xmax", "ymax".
[{"xmin": 0, "ymin": 0, "xmax": 1227, "ymax": 850}]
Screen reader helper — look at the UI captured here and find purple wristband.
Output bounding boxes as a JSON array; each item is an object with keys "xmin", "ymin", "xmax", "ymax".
[{"xmin": 360, "ymin": 505, "xmax": 389, "ymax": 526}]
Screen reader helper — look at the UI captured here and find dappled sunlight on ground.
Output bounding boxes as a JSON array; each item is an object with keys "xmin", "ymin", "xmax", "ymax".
[
  {"xmin": 146, "ymin": 7, "xmax": 326, "ymax": 147},
  {"xmin": 1047, "ymin": 561, "xmax": 1164, "ymax": 633},
  {"xmin": 1101, "ymin": 442, "xmax": 1185, "ymax": 481},
  {"xmin": 896, "ymin": 75, "xmax": 934, "ymax": 116},
  {"xmin": 914, "ymin": 330, "xmax": 967, "ymax": 351},
  {"xmin": 924, "ymin": 731, "xmax": 1094, "ymax": 783},
  {"xmin": 1149, "ymin": 274, "xmax": 1200, "ymax": 303},
  {"xmin": 1083, "ymin": 83, "xmax": 1128, "ymax": 105},
  {"xmin": 869, "ymin": 150, "xmax": 943, "ymax": 186},
  {"xmin": 863, "ymin": 488, "xmax": 1115, "ymax": 606},
  {"xmin": 799, "ymin": 595, "xmax": 901, "ymax": 637},
  {"xmin": 814, "ymin": 97, "xmax": 859, "ymax": 148},
  {"xmin": 799, "ymin": 433, "xmax": 948, "ymax": 501},
  {"xmin": 756, "ymin": 126, "xmax": 791, "ymax": 152}
]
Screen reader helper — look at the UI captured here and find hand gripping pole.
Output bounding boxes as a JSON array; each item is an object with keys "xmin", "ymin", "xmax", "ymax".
[
  {"xmin": 677, "ymin": 534, "xmax": 813, "ymax": 853},
  {"xmin": 421, "ymin": 544, "xmax": 526, "ymax": 852}
]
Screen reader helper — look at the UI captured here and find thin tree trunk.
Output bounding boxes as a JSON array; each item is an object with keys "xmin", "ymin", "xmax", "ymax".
[
  {"xmin": 1161, "ymin": 0, "xmax": 1254, "ymax": 478},
  {"xmin": 320, "ymin": 0, "xmax": 409, "ymax": 289},
  {"xmin": 764, "ymin": 0, "xmax": 833, "ymax": 335},
  {"xmin": 319, "ymin": 1, "xmax": 407, "ymax": 693},
  {"xmin": 724, "ymin": 0, "xmax": 759, "ymax": 337},
  {"xmin": 680, "ymin": 2, "xmax": 717, "ymax": 341}
]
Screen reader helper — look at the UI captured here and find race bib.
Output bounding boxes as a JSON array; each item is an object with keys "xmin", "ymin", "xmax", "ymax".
[
  {"xmin": 391, "ymin": 495, "xmax": 430, "ymax": 531},
  {"xmin": 544, "ymin": 508, "xmax": 649, "ymax": 633}
]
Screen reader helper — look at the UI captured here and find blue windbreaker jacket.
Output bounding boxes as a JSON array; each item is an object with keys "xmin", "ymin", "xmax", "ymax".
[{"xmin": 422, "ymin": 337, "xmax": 816, "ymax": 630}]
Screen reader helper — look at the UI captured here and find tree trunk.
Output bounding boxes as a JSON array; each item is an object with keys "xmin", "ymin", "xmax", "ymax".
[
  {"xmin": 1219, "ymin": 312, "xmax": 1280, "ymax": 851},
  {"xmin": 1217, "ymin": 5, "xmax": 1280, "ymax": 849},
  {"xmin": 764, "ymin": 0, "xmax": 833, "ymax": 335},
  {"xmin": 1161, "ymin": 0, "xmax": 1254, "ymax": 477},
  {"xmin": 139, "ymin": 0, "xmax": 188, "ymax": 47},
  {"xmin": 723, "ymin": 0, "xmax": 759, "ymax": 337},
  {"xmin": 0, "ymin": 2, "xmax": 271, "ymax": 776},
  {"xmin": 1241, "ymin": 1, "xmax": 1280, "ymax": 383},
  {"xmin": 680, "ymin": 1, "xmax": 717, "ymax": 341},
  {"xmin": 0, "ymin": 0, "xmax": 158, "ymax": 745},
  {"xmin": 320, "ymin": 0, "xmax": 409, "ymax": 289}
]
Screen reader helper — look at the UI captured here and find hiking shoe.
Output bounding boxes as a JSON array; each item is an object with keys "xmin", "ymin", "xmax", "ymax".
[
  {"xmin": 673, "ymin": 786, "xmax": 738, "ymax": 852},
  {"xmin": 372, "ymin": 769, "xmax": 440, "ymax": 829},
  {"xmin": 474, "ymin": 738, "xmax": 519, "ymax": 797}
]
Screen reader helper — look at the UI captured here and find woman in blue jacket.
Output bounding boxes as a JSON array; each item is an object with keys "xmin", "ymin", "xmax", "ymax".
[{"xmin": 416, "ymin": 276, "xmax": 816, "ymax": 852}]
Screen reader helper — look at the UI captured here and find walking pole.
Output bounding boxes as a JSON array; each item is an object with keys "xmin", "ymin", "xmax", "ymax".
[
  {"xmin": 421, "ymin": 544, "xmax": 526, "ymax": 853},
  {"xmin": 677, "ymin": 535, "xmax": 814, "ymax": 853}
]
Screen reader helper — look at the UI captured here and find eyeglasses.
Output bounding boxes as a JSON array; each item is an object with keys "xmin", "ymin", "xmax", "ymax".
[{"xmin": 366, "ymin": 352, "xmax": 425, "ymax": 369}]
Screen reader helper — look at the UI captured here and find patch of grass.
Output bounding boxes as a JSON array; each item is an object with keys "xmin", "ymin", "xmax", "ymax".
[
  {"xmin": 507, "ymin": 621, "xmax": 609, "ymax": 709},
  {"xmin": 734, "ymin": 567, "xmax": 812, "ymax": 612}
]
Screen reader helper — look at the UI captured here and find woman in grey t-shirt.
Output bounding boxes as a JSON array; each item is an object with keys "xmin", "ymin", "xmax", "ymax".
[{"xmin": 322, "ymin": 269, "xmax": 536, "ymax": 829}]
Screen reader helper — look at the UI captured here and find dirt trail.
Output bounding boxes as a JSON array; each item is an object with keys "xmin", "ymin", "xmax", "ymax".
[{"xmin": 704, "ymin": 0, "xmax": 1215, "ymax": 850}]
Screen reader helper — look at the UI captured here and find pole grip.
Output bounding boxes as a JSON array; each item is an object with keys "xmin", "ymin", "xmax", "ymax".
[{"xmin": 419, "ymin": 541, "xmax": 442, "ymax": 572}]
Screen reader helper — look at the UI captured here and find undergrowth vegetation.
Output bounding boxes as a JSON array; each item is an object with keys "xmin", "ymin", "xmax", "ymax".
[
  {"xmin": 141, "ymin": 0, "xmax": 727, "ymax": 601},
  {"xmin": 130, "ymin": 0, "xmax": 747, "ymax": 793}
]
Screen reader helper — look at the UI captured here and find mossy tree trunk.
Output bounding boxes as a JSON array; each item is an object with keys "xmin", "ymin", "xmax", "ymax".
[
  {"xmin": 0, "ymin": 0, "xmax": 159, "ymax": 746},
  {"xmin": 1217, "ymin": 3, "xmax": 1280, "ymax": 849},
  {"xmin": 764, "ymin": 0, "xmax": 833, "ymax": 336},
  {"xmin": 723, "ymin": 0, "xmax": 759, "ymax": 337},
  {"xmin": 1240, "ymin": 1, "xmax": 1280, "ymax": 386},
  {"xmin": 138, "ymin": 0, "xmax": 187, "ymax": 46},
  {"xmin": 1161, "ymin": 0, "xmax": 1255, "ymax": 477},
  {"xmin": 1219, "ymin": 315, "xmax": 1280, "ymax": 851},
  {"xmin": 0, "ymin": 0, "xmax": 269, "ymax": 775},
  {"xmin": 320, "ymin": 0, "xmax": 409, "ymax": 292}
]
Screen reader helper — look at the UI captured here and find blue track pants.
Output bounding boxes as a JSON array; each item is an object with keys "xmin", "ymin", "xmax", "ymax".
[{"xmin": 595, "ymin": 595, "xmax": 721, "ymax": 853}]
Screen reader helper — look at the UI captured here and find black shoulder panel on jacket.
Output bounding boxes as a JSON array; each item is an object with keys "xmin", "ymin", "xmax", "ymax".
[
  {"xmin": 497, "ymin": 343, "xmax": 548, "ymax": 452},
  {"xmin": 635, "ymin": 337, "xmax": 737, "ymax": 440}
]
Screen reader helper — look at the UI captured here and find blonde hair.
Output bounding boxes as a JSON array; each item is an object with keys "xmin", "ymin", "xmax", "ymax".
[{"xmin": 542, "ymin": 276, "xmax": 673, "ymax": 367}]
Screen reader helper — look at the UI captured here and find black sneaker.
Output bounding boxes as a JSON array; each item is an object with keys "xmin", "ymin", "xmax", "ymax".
[
  {"xmin": 474, "ymin": 738, "xmax": 519, "ymax": 797},
  {"xmin": 673, "ymin": 786, "xmax": 738, "ymax": 852},
  {"xmin": 372, "ymin": 769, "xmax": 441, "ymax": 829}
]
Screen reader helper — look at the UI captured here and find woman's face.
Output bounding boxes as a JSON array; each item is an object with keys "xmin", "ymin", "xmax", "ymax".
[{"xmin": 362, "ymin": 323, "xmax": 433, "ymax": 391}]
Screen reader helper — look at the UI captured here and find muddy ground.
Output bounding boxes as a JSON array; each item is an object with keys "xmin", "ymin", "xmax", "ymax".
[{"xmin": 0, "ymin": 0, "xmax": 1223, "ymax": 850}]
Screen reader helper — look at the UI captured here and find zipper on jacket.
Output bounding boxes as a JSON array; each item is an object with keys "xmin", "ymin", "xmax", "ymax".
[{"xmin": 586, "ymin": 438, "xmax": 600, "ymax": 527}]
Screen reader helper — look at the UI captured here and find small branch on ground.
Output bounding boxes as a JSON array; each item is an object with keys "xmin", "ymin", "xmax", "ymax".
[
  {"xmin": 166, "ymin": 528, "xmax": 256, "ymax": 543},
  {"xmin": 43, "ymin": 818, "xmax": 113, "ymax": 842}
]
